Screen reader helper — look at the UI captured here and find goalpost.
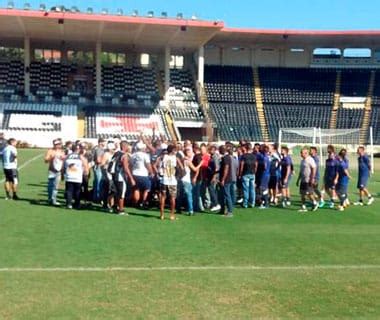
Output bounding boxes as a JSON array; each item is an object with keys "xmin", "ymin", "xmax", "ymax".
[{"xmin": 278, "ymin": 127, "xmax": 374, "ymax": 173}]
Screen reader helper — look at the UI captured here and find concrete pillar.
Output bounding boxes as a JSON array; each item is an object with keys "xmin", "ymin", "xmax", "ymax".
[
  {"xmin": 198, "ymin": 46, "xmax": 205, "ymax": 87},
  {"xmin": 95, "ymin": 41, "xmax": 102, "ymax": 98},
  {"xmin": 24, "ymin": 37, "xmax": 30, "ymax": 96},
  {"xmin": 164, "ymin": 46, "xmax": 171, "ymax": 102}
]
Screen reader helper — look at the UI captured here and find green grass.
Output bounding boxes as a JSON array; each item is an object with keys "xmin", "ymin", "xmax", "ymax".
[{"xmin": 0, "ymin": 149, "xmax": 380, "ymax": 319}]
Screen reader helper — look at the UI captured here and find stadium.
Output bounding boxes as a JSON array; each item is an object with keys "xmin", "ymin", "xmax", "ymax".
[{"xmin": 0, "ymin": 2, "xmax": 379, "ymax": 319}]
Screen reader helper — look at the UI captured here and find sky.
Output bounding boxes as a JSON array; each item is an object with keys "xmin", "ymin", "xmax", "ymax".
[{"xmin": 3, "ymin": 0, "xmax": 380, "ymax": 30}]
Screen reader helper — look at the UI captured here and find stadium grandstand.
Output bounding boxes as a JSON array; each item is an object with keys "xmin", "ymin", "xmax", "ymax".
[{"xmin": 0, "ymin": 7, "xmax": 380, "ymax": 147}]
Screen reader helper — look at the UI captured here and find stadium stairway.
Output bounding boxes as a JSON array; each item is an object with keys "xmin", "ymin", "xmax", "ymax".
[
  {"xmin": 164, "ymin": 110, "xmax": 180, "ymax": 141},
  {"xmin": 361, "ymin": 70, "xmax": 375, "ymax": 144},
  {"xmin": 329, "ymin": 70, "xmax": 342, "ymax": 130},
  {"xmin": 77, "ymin": 111, "xmax": 85, "ymax": 138},
  {"xmin": 198, "ymin": 84, "xmax": 215, "ymax": 141},
  {"xmin": 253, "ymin": 67, "xmax": 269, "ymax": 142}
]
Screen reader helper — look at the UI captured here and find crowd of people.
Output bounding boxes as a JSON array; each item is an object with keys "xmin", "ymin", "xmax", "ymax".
[{"xmin": 0, "ymin": 132, "xmax": 375, "ymax": 219}]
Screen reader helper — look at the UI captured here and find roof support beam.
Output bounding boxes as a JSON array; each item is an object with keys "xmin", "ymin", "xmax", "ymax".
[
  {"xmin": 24, "ymin": 36, "xmax": 30, "ymax": 96},
  {"xmin": 164, "ymin": 46, "xmax": 171, "ymax": 103},
  {"xmin": 198, "ymin": 46, "xmax": 205, "ymax": 87},
  {"xmin": 95, "ymin": 41, "xmax": 102, "ymax": 98}
]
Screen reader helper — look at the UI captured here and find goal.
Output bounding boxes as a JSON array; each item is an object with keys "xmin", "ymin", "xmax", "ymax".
[{"xmin": 278, "ymin": 127, "xmax": 374, "ymax": 173}]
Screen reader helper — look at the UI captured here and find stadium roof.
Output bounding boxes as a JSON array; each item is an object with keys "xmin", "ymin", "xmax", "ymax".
[
  {"xmin": 211, "ymin": 28, "xmax": 380, "ymax": 47},
  {"xmin": 0, "ymin": 9, "xmax": 224, "ymax": 53},
  {"xmin": 1, "ymin": 9, "xmax": 380, "ymax": 51}
]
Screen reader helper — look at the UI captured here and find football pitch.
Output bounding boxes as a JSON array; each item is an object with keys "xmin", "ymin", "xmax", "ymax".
[{"xmin": 0, "ymin": 149, "xmax": 379, "ymax": 319}]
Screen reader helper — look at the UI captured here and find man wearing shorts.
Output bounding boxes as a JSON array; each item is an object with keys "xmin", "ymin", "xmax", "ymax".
[
  {"xmin": 258, "ymin": 145, "xmax": 271, "ymax": 209},
  {"xmin": 131, "ymin": 142, "xmax": 153, "ymax": 209},
  {"xmin": 280, "ymin": 146, "xmax": 293, "ymax": 207},
  {"xmin": 157, "ymin": 144, "xmax": 182, "ymax": 220},
  {"xmin": 323, "ymin": 145, "xmax": 339, "ymax": 209},
  {"xmin": 3, "ymin": 138, "xmax": 19, "ymax": 200},
  {"xmin": 354, "ymin": 146, "xmax": 374, "ymax": 206},
  {"xmin": 296, "ymin": 148, "xmax": 318, "ymax": 212}
]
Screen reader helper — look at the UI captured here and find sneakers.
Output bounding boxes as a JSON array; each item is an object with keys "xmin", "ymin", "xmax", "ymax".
[
  {"xmin": 12, "ymin": 194, "xmax": 20, "ymax": 201},
  {"xmin": 258, "ymin": 205, "xmax": 268, "ymax": 210},
  {"xmin": 188, "ymin": 211, "xmax": 194, "ymax": 216},
  {"xmin": 298, "ymin": 205, "xmax": 308, "ymax": 213},
  {"xmin": 353, "ymin": 201, "xmax": 364, "ymax": 206},
  {"xmin": 223, "ymin": 213, "xmax": 234, "ymax": 218},
  {"xmin": 118, "ymin": 211, "xmax": 128, "ymax": 216},
  {"xmin": 210, "ymin": 204, "xmax": 221, "ymax": 212},
  {"xmin": 368, "ymin": 197, "xmax": 375, "ymax": 206},
  {"xmin": 67, "ymin": 205, "xmax": 73, "ymax": 210},
  {"xmin": 237, "ymin": 198, "xmax": 243, "ymax": 204},
  {"xmin": 337, "ymin": 206, "xmax": 344, "ymax": 212},
  {"xmin": 328, "ymin": 202, "xmax": 335, "ymax": 209},
  {"xmin": 318, "ymin": 200, "xmax": 325, "ymax": 208},
  {"xmin": 312, "ymin": 202, "xmax": 319, "ymax": 212}
]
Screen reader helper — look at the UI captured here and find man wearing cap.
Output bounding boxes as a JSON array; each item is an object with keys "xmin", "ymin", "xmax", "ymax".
[
  {"xmin": 131, "ymin": 141, "xmax": 153, "ymax": 209},
  {"xmin": 44, "ymin": 139, "xmax": 65, "ymax": 205}
]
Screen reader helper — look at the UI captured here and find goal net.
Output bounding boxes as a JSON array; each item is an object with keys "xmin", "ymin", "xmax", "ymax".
[{"xmin": 278, "ymin": 127, "xmax": 374, "ymax": 172}]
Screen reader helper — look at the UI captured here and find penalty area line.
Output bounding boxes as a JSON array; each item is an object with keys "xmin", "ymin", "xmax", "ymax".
[
  {"xmin": 0, "ymin": 265, "xmax": 380, "ymax": 272},
  {"xmin": 0, "ymin": 153, "xmax": 44, "ymax": 184}
]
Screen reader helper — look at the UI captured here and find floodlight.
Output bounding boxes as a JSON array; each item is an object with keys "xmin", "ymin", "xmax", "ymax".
[
  {"xmin": 24, "ymin": 3, "xmax": 31, "ymax": 10},
  {"xmin": 116, "ymin": 8, "xmax": 123, "ymax": 16},
  {"xmin": 7, "ymin": 1, "xmax": 14, "ymax": 9},
  {"xmin": 101, "ymin": 8, "xmax": 108, "ymax": 15},
  {"xmin": 147, "ymin": 11, "xmax": 154, "ymax": 18},
  {"xmin": 132, "ymin": 9, "xmax": 138, "ymax": 17},
  {"xmin": 39, "ymin": 3, "xmax": 46, "ymax": 11},
  {"xmin": 87, "ymin": 7, "xmax": 93, "ymax": 14},
  {"xmin": 176, "ymin": 13, "xmax": 183, "ymax": 19},
  {"xmin": 161, "ymin": 12, "xmax": 167, "ymax": 18}
]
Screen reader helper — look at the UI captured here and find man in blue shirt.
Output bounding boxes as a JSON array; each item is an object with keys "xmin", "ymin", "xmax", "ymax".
[
  {"xmin": 323, "ymin": 145, "xmax": 339, "ymax": 209},
  {"xmin": 354, "ymin": 146, "xmax": 374, "ymax": 206},
  {"xmin": 280, "ymin": 146, "xmax": 293, "ymax": 207},
  {"xmin": 259, "ymin": 145, "xmax": 271, "ymax": 209},
  {"xmin": 336, "ymin": 149, "xmax": 352, "ymax": 212}
]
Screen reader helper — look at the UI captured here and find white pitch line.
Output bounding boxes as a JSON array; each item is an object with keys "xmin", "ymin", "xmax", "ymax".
[
  {"xmin": 0, "ymin": 153, "xmax": 44, "ymax": 183},
  {"xmin": 0, "ymin": 265, "xmax": 380, "ymax": 272}
]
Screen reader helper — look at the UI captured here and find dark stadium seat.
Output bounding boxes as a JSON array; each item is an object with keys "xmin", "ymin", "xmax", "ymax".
[
  {"xmin": 258, "ymin": 67, "xmax": 336, "ymax": 105},
  {"xmin": 340, "ymin": 69, "xmax": 371, "ymax": 97}
]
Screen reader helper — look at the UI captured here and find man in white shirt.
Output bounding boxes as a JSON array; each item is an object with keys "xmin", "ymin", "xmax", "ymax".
[
  {"xmin": 131, "ymin": 142, "xmax": 153, "ymax": 209},
  {"xmin": 296, "ymin": 148, "xmax": 319, "ymax": 213},
  {"xmin": 3, "ymin": 138, "xmax": 19, "ymax": 200},
  {"xmin": 44, "ymin": 139, "xmax": 65, "ymax": 206},
  {"xmin": 156, "ymin": 144, "xmax": 183, "ymax": 221}
]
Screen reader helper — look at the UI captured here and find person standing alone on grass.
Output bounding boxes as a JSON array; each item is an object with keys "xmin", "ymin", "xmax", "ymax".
[
  {"xmin": 64, "ymin": 144, "xmax": 88, "ymax": 210},
  {"xmin": 44, "ymin": 139, "xmax": 65, "ymax": 206},
  {"xmin": 354, "ymin": 146, "xmax": 374, "ymax": 206},
  {"xmin": 296, "ymin": 148, "xmax": 319, "ymax": 213},
  {"xmin": 3, "ymin": 138, "xmax": 19, "ymax": 200}
]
